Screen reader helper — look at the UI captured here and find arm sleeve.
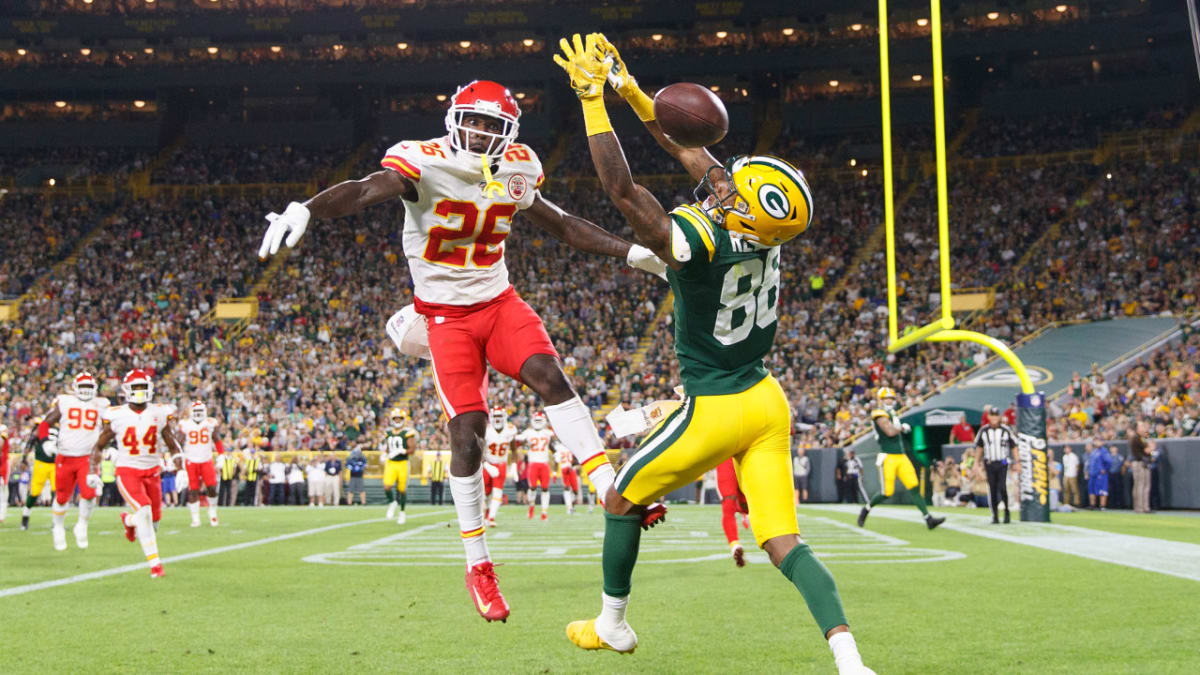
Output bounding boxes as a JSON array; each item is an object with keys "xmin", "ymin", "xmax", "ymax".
[{"xmin": 380, "ymin": 141, "xmax": 423, "ymax": 182}]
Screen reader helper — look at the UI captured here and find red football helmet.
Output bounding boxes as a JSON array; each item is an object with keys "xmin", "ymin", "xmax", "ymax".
[
  {"xmin": 444, "ymin": 80, "xmax": 521, "ymax": 161},
  {"xmin": 73, "ymin": 372, "xmax": 97, "ymax": 401},
  {"xmin": 531, "ymin": 411, "xmax": 548, "ymax": 430},
  {"xmin": 121, "ymin": 369, "xmax": 154, "ymax": 404},
  {"xmin": 489, "ymin": 406, "xmax": 508, "ymax": 431}
]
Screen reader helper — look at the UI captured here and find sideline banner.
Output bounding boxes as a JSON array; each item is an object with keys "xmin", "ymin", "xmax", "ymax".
[{"xmin": 1016, "ymin": 392, "xmax": 1050, "ymax": 522}]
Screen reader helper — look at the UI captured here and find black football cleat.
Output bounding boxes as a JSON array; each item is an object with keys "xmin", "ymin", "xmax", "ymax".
[
  {"xmin": 926, "ymin": 514, "xmax": 945, "ymax": 530},
  {"xmin": 1003, "ymin": 510, "xmax": 1011, "ymax": 524},
  {"xmin": 857, "ymin": 507, "xmax": 869, "ymax": 527}
]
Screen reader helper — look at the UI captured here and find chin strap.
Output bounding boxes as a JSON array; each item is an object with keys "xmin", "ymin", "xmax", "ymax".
[{"xmin": 480, "ymin": 155, "xmax": 506, "ymax": 199}]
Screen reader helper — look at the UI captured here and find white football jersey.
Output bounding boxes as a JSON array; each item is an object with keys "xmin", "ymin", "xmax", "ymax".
[
  {"xmin": 553, "ymin": 442, "xmax": 573, "ymax": 470},
  {"xmin": 484, "ymin": 423, "xmax": 517, "ymax": 465},
  {"xmin": 55, "ymin": 394, "xmax": 111, "ymax": 456},
  {"xmin": 178, "ymin": 417, "xmax": 219, "ymax": 463},
  {"xmin": 380, "ymin": 137, "xmax": 543, "ymax": 305},
  {"xmin": 518, "ymin": 427, "xmax": 555, "ymax": 464},
  {"xmin": 103, "ymin": 403, "xmax": 176, "ymax": 470}
]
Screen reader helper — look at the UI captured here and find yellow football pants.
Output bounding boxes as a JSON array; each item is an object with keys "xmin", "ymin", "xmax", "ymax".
[
  {"xmin": 615, "ymin": 375, "xmax": 797, "ymax": 547},
  {"xmin": 880, "ymin": 453, "xmax": 918, "ymax": 496},
  {"xmin": 383, "ymin": 460, "xmax": 408, "ymax": 492},
  {"xmin": 31, "ymin": 459, "xmax": 55, "ymax": 498}
]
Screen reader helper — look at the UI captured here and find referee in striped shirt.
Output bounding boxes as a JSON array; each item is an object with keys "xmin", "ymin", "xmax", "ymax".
[{"xmin": 974, "ymin": 405, "xmax": 1018, "ymax": 524}]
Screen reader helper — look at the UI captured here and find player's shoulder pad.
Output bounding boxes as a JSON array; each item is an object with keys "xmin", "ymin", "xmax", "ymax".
[
  {"xmin": 380, "ymin": 140, "xmax": 426, "ymax": 182},
  {"xmin": 870, "ymin": 409, "xmax": 889, "ymax": 419},
  {"xmin": 669, "ymin": 204, "xmax": 717, "ymax": 262},
  {"xmin": 96, "ymin": 397, "xmax": 111, "ymax": 407},
  {"xmin": 502, "ymin": 142, "xmax": 544, "ymax": 188}
]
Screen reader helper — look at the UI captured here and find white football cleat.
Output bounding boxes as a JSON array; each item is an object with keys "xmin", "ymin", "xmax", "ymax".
[
  {"xmin": 52, "ymin": 525, "xmax": 68, "ymax": 551},
  {"xmin": 73, "ymin": 521, "xmax": 89, "ymax": 549},
  {"xmin": 386, "ymin": 503, "xmax": 398, "ymax": 520},
  {"xmin": 210, "ymin": 515, "xmax": 219, "ymax": 527},
  {"xmin": 396, "ymin": 511, "xmax": 406, "ymax": 525},
  {"xmin": 190, "ymin": 519, "xmax": 202, "ymax": 528}
]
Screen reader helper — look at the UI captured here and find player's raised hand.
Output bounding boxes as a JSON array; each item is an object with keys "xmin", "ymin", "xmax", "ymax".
[
  {"xmin": 594, "ymin": 33, "xmax": 636, "ymax": 96},
  {"xmin": 258, "ymin": 201, "xmax": 311, "ymax": 259},
  {"xmin": 552, "ymin": 33, "xmax": 609, "ymax": 100}
]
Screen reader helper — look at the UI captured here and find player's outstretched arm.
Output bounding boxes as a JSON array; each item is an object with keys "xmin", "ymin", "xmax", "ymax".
[
  {"xmin": 91, "ymin": 424, "xmax": 114, "ymax": 464},
  {"xmin": 524, "ymin": 195, "xmax": 667, "ymax": 278},
  {"xmin": 595, "ymin": 33, "xmax": 721, "ymax": 183},
  {"xmin": 258, "ymin": 170, "xmax": 414, "ymax": 259},
  {"xmin": 554, "ymin": 34, "xmax": 680, "ymax": 270},
  {"xmin": 162, "ymin": 418, "xmax": 183, "ymax": 455}
]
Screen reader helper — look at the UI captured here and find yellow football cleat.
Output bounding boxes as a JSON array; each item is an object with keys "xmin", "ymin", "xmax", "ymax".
[{"xmin": 566, "ymin": 619, "xmax": 636, "ymax": 654}]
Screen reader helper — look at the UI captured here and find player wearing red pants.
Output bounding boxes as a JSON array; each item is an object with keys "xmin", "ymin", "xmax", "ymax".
[
  {"xmin": 555, "ymin": 442, "xmax": 580, "ymax": 515},
  {"xmin": 179, "ymin": 400, "xmax": 223, "ymax": 528},
  {"xmin": 518, "ymin": 412, "xmax": 555, "ymax": 520},
  {"xmin": 92, "ymin": 370, "xmax": 182, "ymax": 578},
  {"xmin": 0, "ymin": 424, "xmax": 10, "ymax": 525},
  {"xmin": 717, "ymin": 458, "xmax": 751, "ymax": 567},
  {"xmin": 483, "ymin": 407, "xmax": 516, "ymax": 526},
  {"xmin": 40, "ymin": 372, "xmax": 110, "ymax": 551}
]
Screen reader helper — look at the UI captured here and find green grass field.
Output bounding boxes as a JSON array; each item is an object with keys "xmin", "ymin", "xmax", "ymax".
[{"xmin": 2, "ymin": 503, "xmax": 1198, "ymax": 673}]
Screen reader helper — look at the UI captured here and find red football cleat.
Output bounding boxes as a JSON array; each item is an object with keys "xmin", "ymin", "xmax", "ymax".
[
  {"xmin": 527, "ymin": 505, "xmax": 534, "ymax": 520},
  {"xmin": 540, "ymin": 512, "xmax": 547, "ymax": 521},
  {"xmin": 149, "ymin": 564, "xmax": 165, "ymax": 579},
  {"xmin": 120, "ymin": 513, "xmax": 136, "ymax": 542},
  {"xmin": 641, "ymin": 502, "xmax": 667, "ymax": 530},
  {"xmin": 465, "ymin": 562, "xmax": 510, "ymax": 623}
]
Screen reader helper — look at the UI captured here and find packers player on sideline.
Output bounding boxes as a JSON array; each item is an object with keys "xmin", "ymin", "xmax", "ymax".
[
  {"xmin": 382, "ymin": 408, "xmax": 418, "ymax": 524},
  {"xmin": 857, "ymin": 387, "xmax": 945, "ymax": 530},
  {"xmin": 553, "ymin": 34, "xmax": 871, "ymax": 674},
  {"xmin": 21, "ymin": 416, "xmax": 56, "ymax": 531}
]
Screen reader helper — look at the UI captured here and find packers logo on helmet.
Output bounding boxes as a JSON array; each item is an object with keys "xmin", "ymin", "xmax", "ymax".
[
  {"xmin": 695, "ymin": 154, "xmax": 812, "ymax": 247},
  {"xmin": 876, "ymin": 387, "xmax": 897, "ymax": 401},
  {"xmin": 390, "ymin": 408, "xmax": 410, "ymax": 426}
]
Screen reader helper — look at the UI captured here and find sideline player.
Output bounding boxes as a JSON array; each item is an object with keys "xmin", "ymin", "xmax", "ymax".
[
  {"xmin": 518, "ymin": 411, "xmax": 555, "ymax": 520},
  {"xmin": 382, "ymin": 408, "xmax": 418, "ymax": 524},
  {"xmin": 716, "ymin": 458, "xmax": 751, "ymax": 567},
  {"xmin": 554, "ymin": 440, "xmax": 580, "ymax": 515},
  {"xmin": 39, "ymin": 373, "xmax": 109, "ymax": 550},
  {"xmin": 258, "ymin": 78, "xmax": 667, "ymax": 621},
  {"xmin": 92, "ymin": 370, "xmax": 182, "ymax": 578},
  {"xmin": 179, "ymin": 401, "xmax": 222, "ymax": 527},
  {"xmin": 483, "ymin": 407, "xmax": 516, "ymax": 527},
  {"xmin": 857, "ymin": 387, "xmax": 945, "ymax": 530},
  {"xmin": 554, "ymin": 34, "xmax": 871, "ymax": 673},
  {"xmin": 1, "ymin": 423, "xmax": 10, "ymax": 524},
  {"xmin": 22, "ymin": 416, "xmax": 56, "ymax": 530}
]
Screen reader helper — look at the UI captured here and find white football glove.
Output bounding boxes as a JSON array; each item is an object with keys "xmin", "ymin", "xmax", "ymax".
[
  {"xmin": 42, "ymin": 438, "xmax": 58, "ymax": 457},
  {"xmin": 258, "ymin": 201, "xmax": 311, "ymax": 258},
  {"xmin": 626, "ymin": 244, "xmax": 668, "ymax": 281},
  {"xmin": 385, "ymin": 305, "xmax": 431, "ymax": 361},
  {"xmin": 901, "ymin": 423, "xmax": 912, "ymax": 434}
]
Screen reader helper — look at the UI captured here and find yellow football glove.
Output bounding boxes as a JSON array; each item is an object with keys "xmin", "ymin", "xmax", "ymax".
[
  {"xmin": 594, "ymin": 33, "xmax": 656, "ymax": 122},
  {"xmin": 552, "ymin": 33, "xmax": 613, "ymax": 135}
]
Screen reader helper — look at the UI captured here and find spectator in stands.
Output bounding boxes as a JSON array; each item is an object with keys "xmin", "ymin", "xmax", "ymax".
[
  {"xmin": 323, "ymin": 453, "xmax": 342, "ymax": 507},
  {"xmin": 792, "ymin": 447, "xmax": 810, "ymax": 504},
  {"xmin": 346, "ymin": 446, "xmax": 367, "ymax": 506},
  {"xmin": 1061, "ymin": 445, "xmax": 1081, "ymax": 508},
  {"xmin": 950, "ymin": 414, "xmax": 975, "ymax": 444}
]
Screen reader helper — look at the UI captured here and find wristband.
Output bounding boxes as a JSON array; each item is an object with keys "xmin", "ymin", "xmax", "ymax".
[{"xmin": 581, "ymin": 97, "xmax": 613, "ymax": 137}]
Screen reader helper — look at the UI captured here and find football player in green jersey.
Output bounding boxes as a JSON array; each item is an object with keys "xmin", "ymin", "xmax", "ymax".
[
  {"xmin": 552, "ymin": 33, "xmax": 872, "ymax": 674},
  {"xmin": 857, "ymin": 387, "xmax": 945, "ymax": 530},
  {"xmin": 382, "ymin": 408, "xmax": 419, "ymax": 524}
]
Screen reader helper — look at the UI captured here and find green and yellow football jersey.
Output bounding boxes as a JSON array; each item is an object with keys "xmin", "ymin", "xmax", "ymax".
[
  {"xmin": 384, "ymin": 427, "xmax": 417, "ymax": 461},
  {"xmin": 667, "ymin": 203, "xmax": 780, "ymax": 397},
  {"xmin": 871, "ymin": 408, "xmax": 905, "ymax": 454}
]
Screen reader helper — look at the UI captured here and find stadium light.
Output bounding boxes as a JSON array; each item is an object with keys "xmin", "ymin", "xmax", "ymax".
[
  {"xmin": 207, "ymin": 46, "xmax": 219, "ymax": 54},
  {"xmin": 1106, "ymin": 173, "xmax": 1112, "ymax": 180},
  {"xmin": 850, "ymin": 23, "xmax": 863, "ymax": 31},
  {"xmin": 651, "ymin": 34, "xmax": 663, "ymax": 41},
  {"xmin": 54, "ymin": 100, "xmax": 66, "ymax": 107},
  {"xmin": 134, "ymin": 100, "xmax": 146, "ymax": 108},
  {"xmin": 144, "ymin": 47, "xmax": 154, "ymax": 54},
  {"xmin": 48, "ymin": 178, "xmax": 56, "ymax": 186},
  {"xmin": 912, "ymin": 74, "xmax": 923, "ymax": 81},
  {"xmin": 16, "ymin": 48, "xmax": 26, "ymax": 56},
  {"xmin": 459, "ymin": 41, "xmax": 471, "ymax": 48},
  {"xmin": 436, "ymin": 94, "xmax": 447, "ymax": 101},
  {"xmin": 917, "ymin": 18, "xmax": 929, "ymax": 26},
  {"xmin": 987, "ymin": 12, "xmax": 1000, "ymax": 20},
  {"xmin": 716, "ymin": 31, "xmax": 728, "ymax": 39},
  {"xmin": 782, "ymin": 28, "xmax": 795, "ymax": 36},
  {"xmin": 396, "ymin": 42, "xmax": 408, "ymax": 50},
  {"xmin": 80, "ymin": 48, "xmax": 91, "ymax": 56},
  {"xmin": 1055, "ymin": 4, "xmax": 1068, "ymax": 12},
  {"xmin": 861, "ymin": 169, "xmax": 868, "ymax": 176},
  {"xmin": 83, "ymin": 0, "xmax": 93, "ymax": 4},
  {"xmin": 850, "ymin": 158, "xmax": 857, "ymax": 166},
  {"xmin": 145, "ymin": 0, "xmax": 155, "ymax": 4},
  {"xmin": 270, "ymin": 45, "xmax": 282, "ymax": 53},
  {"xmin": 829, "ymin": 79, "xmax": 839, "ymax": 87},
  {"xmin": 333, "ymin": 44, "xmax": 344, "ymax": 51},
  {"xmin": 522, "ymin": 38, "xmax": 534, "ymax": 46},
  {"xmin": 710, "ymin": 85, "xmax": 720, "ymax": 91},
  {"xmin": 516, "ymin": 92, "xmax": 526, "ymax": 99}
]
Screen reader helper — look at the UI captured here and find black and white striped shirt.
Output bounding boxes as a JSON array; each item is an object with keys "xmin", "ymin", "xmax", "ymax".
[{"xmin": 975, "ymin": 424, "xmax": 1017, "ymax": 463}]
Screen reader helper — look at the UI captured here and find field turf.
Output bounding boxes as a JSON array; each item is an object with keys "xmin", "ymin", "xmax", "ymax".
[{"xmin": 1, "ymin": 504, "xmax": 1197, "ymax": 673}]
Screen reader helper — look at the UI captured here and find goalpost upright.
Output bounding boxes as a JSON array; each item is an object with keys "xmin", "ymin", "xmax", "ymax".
[{"xmin": 876, "ymin": 0, "xmax": 1050, "ymax": 521}]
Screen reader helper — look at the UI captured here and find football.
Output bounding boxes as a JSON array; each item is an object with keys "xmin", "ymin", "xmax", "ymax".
[{"xmin": 653, "ymin": 82, "xmax": 729, "ymax": 148}]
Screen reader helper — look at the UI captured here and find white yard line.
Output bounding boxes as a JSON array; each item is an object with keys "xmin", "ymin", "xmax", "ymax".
[
  {"xmin": 806, "ymin": 505, "xmax": 1200, "ymax": 582},
  {"xmin": 0, "ymin": 510, "xmax": 453, "ymax": 599}
]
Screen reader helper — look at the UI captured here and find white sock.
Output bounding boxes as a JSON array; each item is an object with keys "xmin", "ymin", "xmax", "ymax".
[
  {"xmin": 22, "ymin": 506, "xmax": 31, "ymax": 517},
  {"xmin": 78, "ymin": 498, "xmax": 95, "ymax": 524},
  {"xmin": 488, "ymin": 491, "xmax": 502, "ymax": 521},
  {"xmin": 133, "ymin": 507, "xmax": 160, "ymax": 566},
  {"xmin": 564, "ymin": 490, "xmax": 574, "ymax": 512},
  {"xmin": 52, "ymin": 503, "xmax": 67, "ymax": 529},
  {"xmin": 0, "ymin": 483, "xmax": 8, "ymax": 520},
  {"xmin": 449, "ymin": 469, "xmax": 490, "ymax": 568},
  {"xmin": 541, "ymin": 488, "xmax": 550, "ymax": 513},
  {"xmin": 829, "ymin": 631, "xmax": 864, "ymax": 670},
  {"xmin": 598, "ymin": 592, "xmax": 628, "ymax": 627},
  {"xmin": 544, "ymin": 396, "xmax": 615, "ymax": 501},
  {"xmin": 189, "ymin": 501, "xmax": 200, "ymax": 520}
]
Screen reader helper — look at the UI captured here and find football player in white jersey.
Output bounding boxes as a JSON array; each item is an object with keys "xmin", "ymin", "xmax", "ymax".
[
  {"xmin": 91, "ymin": 369, "xmax": 182, "ymax": 579},
  {"xmin": 482, "ymin": 407, "xmax": 516, "ymax": 527},
  {"xmin": 36, "ymin": 372, "xmax": 109, "ymax": 551},
  {"xmin": 178, "ymin": 401, "xmax": 223, "ymax": 527},
  {"xmin": 517, "ymin": 411, "xmax": 556, "ymax": 520},
  {"xmin": 554, "ymin": 440, "xmax": 581, "ymax": 516},
  {"xmin": 258, "ymin": 79, "xmax": 668, "ymax": 622}
]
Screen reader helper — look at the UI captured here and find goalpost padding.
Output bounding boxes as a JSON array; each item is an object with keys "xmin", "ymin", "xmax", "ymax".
[{"xmin": 1016, "ymin": 392, "xmax": 1050, "ymax": 523}]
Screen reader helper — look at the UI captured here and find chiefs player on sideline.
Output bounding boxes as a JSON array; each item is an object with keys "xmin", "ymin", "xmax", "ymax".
[
  {"xmin": 258, "ymin": 80, "xmax": 667, "ymax": 622},
  {"xmin": 1, "ymin": 423, "xmax": 10, "ymax": 525},
  {"xmin": 178, "ymin": 401, "xmax": 222, "ymax": 527},
  {"xmin": 483, "ymin": 407, "xmax": 516, "ymax": 527},
  {"xmin": 554, "ymin": 440, "xmax": 581, "ymax": 516},
  {"xmin": 35, "ymin": 373, "xmax": 109, "ymax": 550},
  {"xmin": 518, "ymin": 411, "xmax": 555, "ymax": 520},
  {"xmin": 716, "ymin": 458, "xmax": 751, "ymax": 567},
  {"xmin": 91, "ymin": 370, "xmax": 182, "ymax": 579}
]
